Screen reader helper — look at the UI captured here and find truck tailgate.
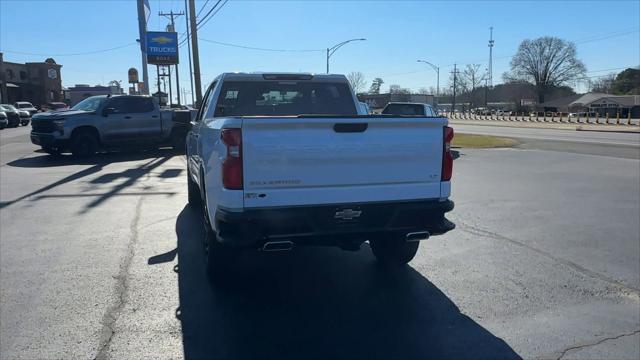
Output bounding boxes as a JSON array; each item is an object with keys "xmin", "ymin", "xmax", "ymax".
[{"xmin": 241, "ymin": 116, "xmax": 446, "ymax": 208}]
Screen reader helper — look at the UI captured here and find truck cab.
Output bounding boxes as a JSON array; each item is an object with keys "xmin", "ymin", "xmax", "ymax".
[{"xmin": 381, "ymin": 102, "xmax": 437, "ymax": 116}]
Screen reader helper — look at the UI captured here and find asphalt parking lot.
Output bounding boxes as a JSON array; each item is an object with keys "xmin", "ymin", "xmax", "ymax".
[{"xmin": 1, "ymin": 125, "xmax": 639, "ymax": 359}]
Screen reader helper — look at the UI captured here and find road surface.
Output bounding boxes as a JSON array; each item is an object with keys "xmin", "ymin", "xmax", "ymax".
[{"xmin": 1, "ymin": 125, "xmax": 639, "ymax": 359}]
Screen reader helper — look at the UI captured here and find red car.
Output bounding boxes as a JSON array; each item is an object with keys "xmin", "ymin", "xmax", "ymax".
[{"xmin": 40, "ymin": 102, "xmax": 70, "ymax": 112}]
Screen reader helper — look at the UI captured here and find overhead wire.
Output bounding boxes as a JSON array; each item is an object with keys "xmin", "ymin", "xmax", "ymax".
[{"xmin": 1, "ymin": 43, "xmax": 138, "ymax": 57}]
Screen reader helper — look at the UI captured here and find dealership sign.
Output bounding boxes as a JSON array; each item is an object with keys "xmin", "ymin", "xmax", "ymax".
[{"xmin": 146, "ymin": 31, "xmax": 179, "ymax": 65}]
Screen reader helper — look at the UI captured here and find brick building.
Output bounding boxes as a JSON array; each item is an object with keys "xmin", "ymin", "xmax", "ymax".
[{"xmin": 0, "ymin": 53, "xmax": 63, "ymax": 106}]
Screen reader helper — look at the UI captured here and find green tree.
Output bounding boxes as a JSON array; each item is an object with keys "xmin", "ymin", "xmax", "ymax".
[
  {"xmin": 369, "ymin": 78, "xmax": 384, "ymax": 94},
  {"xmin": 611, "ymin": 68, "xmax": 640, "ymax": 95}
]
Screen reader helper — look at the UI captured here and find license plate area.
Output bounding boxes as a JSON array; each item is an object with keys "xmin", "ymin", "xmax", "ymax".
[{"xmin": 333, "ymin": 206, "xmax": 364, "ymax": 224}]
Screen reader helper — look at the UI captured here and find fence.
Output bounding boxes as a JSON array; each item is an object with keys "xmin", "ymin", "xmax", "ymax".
[{"xmin": 447, "ymin": 112, "xmax": 640, "ymax": 126}]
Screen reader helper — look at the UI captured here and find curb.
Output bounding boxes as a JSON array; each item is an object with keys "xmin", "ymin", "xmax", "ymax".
[
  {"xmin": 449, "ymin": 120, "xmax": 640, "ymax": 134},
  {"xmin": 575, "ymin": 127, "xmax": 640, "ymax": 134}
]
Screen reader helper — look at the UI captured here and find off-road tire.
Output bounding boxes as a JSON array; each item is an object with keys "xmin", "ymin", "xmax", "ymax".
[
  {"xmin": 187, "ymin": 167, "xmax": 201, "ymax": 207},
  {"xmin": 71, "ymin": 131, "xmax": 98, "ymax": 157},
  {"xmin": 370, "ymin": 235, "xmax": 420, "ymax": 266}
]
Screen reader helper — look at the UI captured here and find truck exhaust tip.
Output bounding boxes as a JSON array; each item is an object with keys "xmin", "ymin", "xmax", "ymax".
[
  {"xmin": 262, "ymin": 241, "xmax": 294, "ymax": 252},
  {"xmin": 406, "ymin": 231, "xmax": 430, "ymax": 242}
]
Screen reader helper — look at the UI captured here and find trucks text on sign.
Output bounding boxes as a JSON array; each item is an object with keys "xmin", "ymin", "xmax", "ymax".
[{"xmin": 146, "ymin": 31, "xmax": 179, "ymax": 65}]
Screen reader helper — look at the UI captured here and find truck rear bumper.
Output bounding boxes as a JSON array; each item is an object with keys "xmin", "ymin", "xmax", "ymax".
[{"xmin": 214, "ymin": 199, "xmax": 454, "ymax": 248}]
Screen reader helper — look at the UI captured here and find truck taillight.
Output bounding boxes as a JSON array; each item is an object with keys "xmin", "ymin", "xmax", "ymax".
[
  {"xmin": 221, "ymin": 128, "xmax": 243, "ymax": 190},
  {"xmin": 442, "ymin": 126, "xmax": 454, "ymax": 181}
]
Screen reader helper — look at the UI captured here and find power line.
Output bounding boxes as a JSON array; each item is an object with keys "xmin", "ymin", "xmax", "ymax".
[
  {"xmin": 199, "ymin": 37, "xmax": 323, "ymax": 52},
  {"xmin": 196, "ymin": 0, "xmax": 211, "ymax": 18},
  {"xmin": 573, "ymin": 26, "xmax": 639, "ymax": 43},
  {"xmin": 1, "ymin": 43, "xmax": 137, "ymax": 57},
  {"xmin": 178, "ymin": 0, "xmax": 222, "ymax": 46},
  {"xmin": 438, "ymin": 27, "xmax": 640, "ymax": 70},
  {"xmin": 178, "ymin": 0, "xmax": 224, "ymax": 47},
  {"xmin": 196, "ymin": 0, "xmax": 223, "ymax": 27},
  {"xmin": 196, "ymin": 0, "xmax": 228, "ymax": 30}
]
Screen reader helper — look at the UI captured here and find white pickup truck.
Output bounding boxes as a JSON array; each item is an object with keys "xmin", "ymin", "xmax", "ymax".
[{"xmin": 186, "ymin": 73, "xmax": 455, "ymax": 283}]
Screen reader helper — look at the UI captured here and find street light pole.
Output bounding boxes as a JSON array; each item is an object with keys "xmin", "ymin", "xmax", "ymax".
[
  {"xmin": 416, "ymin": 59, "xmax": 439, "ymax": 98},
  {"xmin": 326, "ymin": 38, "xmax": 366, "ymax": 74}
]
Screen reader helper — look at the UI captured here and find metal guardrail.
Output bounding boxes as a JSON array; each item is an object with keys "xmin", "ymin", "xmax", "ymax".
[{"xmin": 447, "ymin": 112, "xmax": 640, "ymax": 126}]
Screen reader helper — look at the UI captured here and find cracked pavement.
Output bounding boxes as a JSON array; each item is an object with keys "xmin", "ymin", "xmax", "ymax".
[{"xmin": 1, "ymin": 125, "xmax": 639, "ymax": 359}]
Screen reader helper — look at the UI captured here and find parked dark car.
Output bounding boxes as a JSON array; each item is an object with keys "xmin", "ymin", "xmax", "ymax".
[
  {"xmin": 0, "ymin": 111, "xmax": 8, "ymax": 129},
  {"xmin": 0, "ymin": 104, "xmax": 21, "ymax": 127}
]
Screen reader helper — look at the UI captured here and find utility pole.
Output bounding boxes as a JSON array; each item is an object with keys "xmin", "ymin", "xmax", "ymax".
[
  {"xmin": 184, "ymin": 0, "xmax": 195, "ymax": 105},
  {"xmin": 488, "ymin": 26, "xmax": 494, "ymax": 88},
  {"xmin": 136, "ymin": 0, "xmax": 149, "ymax": 94},
  {"xmin": 168, "ymin": 65, "xmax": 173, "ymax": 106},
  {"xmin": 159, "ymin": 10, "xmax": 184, "ymax": 105},
  {"xmin": 451, "ymin": 64, "xmax": 459, "ymax": 113},
  {"xmin": 156, "ymin": 65, "xmax": 161, "ymax": 100},
  {"xmin": 188, "ymin": 0, "xmax": 203, "ymax": 107}
]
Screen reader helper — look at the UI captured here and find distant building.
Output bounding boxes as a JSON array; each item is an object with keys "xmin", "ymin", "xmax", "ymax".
[
  {"xmin": 540, "ymin": 93, "xmax": 640, "ymax": 117},
  {"xmin": 0, "ymin": 53, "xmax": 63, "ymax": 106},
  {"xmin": 66, "ymin": 84, "xmax": 113, "ymax": 106},
  {"xmin": 357, "ymin": 93, "xmax": 434, "ymax": 110}
]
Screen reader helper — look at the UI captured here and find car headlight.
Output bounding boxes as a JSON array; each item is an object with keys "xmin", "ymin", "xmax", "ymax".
[{"xmin": 53, "ymin": 119, "xmax": 66, "ymax": 131}]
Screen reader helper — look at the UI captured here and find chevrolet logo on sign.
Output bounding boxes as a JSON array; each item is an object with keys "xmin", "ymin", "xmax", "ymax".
[
  {"xmin": 151, "ymin": 36, "xmax": 173, "ymax": 44},
  {"xmin": 334, "ymin": 209, "xmax": 362, "ymax": 220}
]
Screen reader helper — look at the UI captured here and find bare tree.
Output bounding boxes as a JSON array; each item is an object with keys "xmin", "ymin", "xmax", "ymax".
[
  {"xmin": 389, "ymin": 84, "xmax": 401, "ymax": 93},
  {"xmin": 461, "ymin": 64, "xmax": 486, "ymax": 92},
  {"xmin": 389, "ymin": 84, "xmax": 410, "ymax": 94},
  {"xmin": 590, "ymin": 73, "xmax": 616, "ymax": 93},
  {"xmin": 346, "ymin": 71, "xmax": 367, "ymax": 94},
  {"xmin": 507, "ymin": 36, "xmax": 586, "ymax": 103},
  {"xmin": 369, "ymin": 77, "xmax": 384, "ymax": 94},
  {"xmin": 448, "ymin": 72, "xmax": 469, "ymax": 94},
  {"xmin": 417, "ymin": 87, "xmax": 433, "ymax": 94}
]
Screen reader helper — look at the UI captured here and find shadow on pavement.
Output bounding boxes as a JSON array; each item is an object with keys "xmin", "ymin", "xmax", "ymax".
[
  {"xmin": 7, "ymin": 148, "xmax": 179, "ymax": 168},
  {"xmin": 172, "ymin": 205, "xmax": 520, "ymax": 360},
  {"xmin": 1, "ymin": 150, "xmax": 177, "ymax": 210}
]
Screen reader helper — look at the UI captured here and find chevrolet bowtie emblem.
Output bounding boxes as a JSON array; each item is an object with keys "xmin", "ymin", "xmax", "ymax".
[
  {"xmin": 151, "ymin": 36, "xmax": 173, "ymax": 44},
  {"xmin": 334, "ymin": 209, "xmax": 362, "ymax": 220}
]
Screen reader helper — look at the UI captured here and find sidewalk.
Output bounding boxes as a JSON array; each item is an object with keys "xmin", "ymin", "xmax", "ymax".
[{"xmin": 448, "ymin": 118, "xmax": 640, "ymax": 133}]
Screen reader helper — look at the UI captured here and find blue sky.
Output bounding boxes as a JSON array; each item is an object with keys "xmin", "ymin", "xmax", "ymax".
[{"xmin": 1, "ymin": 0, "xmax": 639, "ymax": 102}]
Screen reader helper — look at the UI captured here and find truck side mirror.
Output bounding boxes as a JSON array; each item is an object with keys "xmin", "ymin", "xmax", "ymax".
[{"xmin": 172, "ymin": 110, "xmax": 192, "ymax": 125}]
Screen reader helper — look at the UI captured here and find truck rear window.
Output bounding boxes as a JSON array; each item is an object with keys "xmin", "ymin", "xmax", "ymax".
[
  {"xmin": 382, "ymin": 104, "xmax": 425, "ymax": 116},
  {"xmin": 215, "ymin": 81, "xmax": 357, "ymax": 117}
]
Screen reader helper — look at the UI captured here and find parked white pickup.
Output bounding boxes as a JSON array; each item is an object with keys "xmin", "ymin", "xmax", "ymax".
[{"xmin": 186, "ymin": 72, "xmax": 455, "ymax": 284}]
